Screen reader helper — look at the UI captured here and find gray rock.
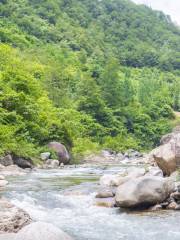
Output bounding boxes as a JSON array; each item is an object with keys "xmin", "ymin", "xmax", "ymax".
[
  {"xmin": 95, "ymin": 197, "xmax": 115, "ymax": 208},
  {"xmin": 153, "ymin": 132, "xmax": 180, "ymax": 176},
  {"xmin": 125, "ymin": 149, "xmax": 142, "ymax": 159},
  {"xmin": 96, "ymin": 188, "xmax": 114, "ymax": 198},
  {"xmin": 146, "ymin": 167, "xmax": 163, "ymax": 177},
  {"xmin": 170, "ymin": 192, "xmax": 180, "ymax": 201},
  {"xmin": 0, "ymin": 155, "xmax": 13, "ymax": 167},
  {"xmin": 45, "ymin": 159, "xmax": 59, "ymax": 168},
  {"xmin": 0, "ymin": 198, "xmax": 31, "ymax": 233},
  {"xmin": 115, "ymin": 153, "xmax": 124, "ymax": 161},
  {"xmin": 101, "ymin": 150, "xmax": 113, "ymax": 158},
  {"xmin": 100, "ymin": 168, "xmax": 146, "ymax": 187},
  {"xmin": 48, "ymin": 142, "xmax": 70, "ymax": 165},
  {"xmin": 126, "ymin": 167, "xmax": 146, "ymax": 177},
  {"xmin": 14, "ymin": 222, "xmax": 73, "ymax": 240},
  {"xmin": 13, "ymin": 156, "xmax": 33, "ymax": 169},
  {"xmin": 153, "ymin": 142, "xmax": 176, "ymax": 176},
  {"xmin": 40, "ymin": 152, "xmax": 51, "ymax": 161},
  {"xmin": 160, "ymin": 133, "xmax": 174, "ymax": 145},
  {"xmin": 115, "ymin": 176, "xmax": 175, "ymax": 209},
  {"xmin": 167, "ymin": 201, "xmax": 178, "ymax": 210},
  {"xmin": 100, "ymin": 174, "xmax": 119, "ymax": 187}
]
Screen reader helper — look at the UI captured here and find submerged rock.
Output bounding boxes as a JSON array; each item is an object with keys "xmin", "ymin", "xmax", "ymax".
[
  {"xmin": 0, "ymin": 198, "xmax": 31, "ymax": 233},
  {"xmin": 95, "ymin": 197, "xmax": 115, "ymax": 208},
  {"xmin": 14, "ymin": 222, "xmax": 73, "ymax": 240},
  {"xmin": 115, "ymin": 176, "xmax": 175, "ymax": 209},
  {"xmin": 96, "ymin": 188, "xmax": 114, "ymax": 198}
]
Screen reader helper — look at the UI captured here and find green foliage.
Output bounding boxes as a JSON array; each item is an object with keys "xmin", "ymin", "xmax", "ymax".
[
  {"xmin": 0, "ymin": 0, "xmax": 179, "ymax": 161},
  {"xmin": 72, "ymin": 138, "xmax": 100, "ymax": 163},
  {"xmin": 103, "ymin": 134, "xmax": 139, "ymax": 152}
]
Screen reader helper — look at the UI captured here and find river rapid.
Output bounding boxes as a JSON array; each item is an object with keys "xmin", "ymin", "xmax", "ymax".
[{"xmin": 2, "ymin": 165, "xmax": 180, "ymax": 240}]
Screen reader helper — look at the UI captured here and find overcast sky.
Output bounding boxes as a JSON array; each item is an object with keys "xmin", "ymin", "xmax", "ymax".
[{"xmin": 132, "ymin": 0, "xmax": 180, "ymax": 25}]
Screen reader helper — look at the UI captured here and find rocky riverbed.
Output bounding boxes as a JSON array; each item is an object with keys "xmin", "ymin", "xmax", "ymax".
[
  {"xmin": 0, "ymin": 128, "xmax": 180, "ymax": 239},
  {"xmin": 0, "ymin": 163, "xmax": 178, "ymax": 240}
]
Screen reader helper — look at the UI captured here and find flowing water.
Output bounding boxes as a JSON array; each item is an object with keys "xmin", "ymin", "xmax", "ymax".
[{"xmin": 3, "ymin": 165, "xmax": 180, "ymax": 240}]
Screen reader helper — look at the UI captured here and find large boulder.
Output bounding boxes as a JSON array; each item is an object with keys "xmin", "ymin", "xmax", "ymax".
[
  {"xmin": 100, "ymin": 168, "xmax": 146, "ymax": 187},
  {"xmin": 0, "ymin": 198, "xmax": 31, "ymax": 233},
  {"xmin": 115, "ymin": 176, "xmax": 174, "ymax": 209},
  {"xmin": 149, "ymin": 130, "xmax": 180, "ymax": 176},
  {"xmin": 14, "ymin": 222, "xmax": 73, "ymax": 240},
  {"xmin": 153, "ymin": 134, "xmax": 180, "ymax": 176},
  {"xmin": 48, "ymin": 142, "xmax": 70, "ymax": 164},
  {"xmin": 95, "ymin": 197, "xmax": 115, "ymax": 208},
  {"xmin": 13, "ymin": 156, "xmax": 33, "ymax": 169}
]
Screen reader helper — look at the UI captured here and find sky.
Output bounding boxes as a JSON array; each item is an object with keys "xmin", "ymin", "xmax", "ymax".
[{"xmin": 132, "ymin": 0, "xmax": 180, "ymax": 25}]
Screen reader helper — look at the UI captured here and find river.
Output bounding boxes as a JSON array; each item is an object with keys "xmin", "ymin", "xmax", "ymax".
[{"xmin": 2, "ymin": 165, "xmax": 180, "ymax": 240}]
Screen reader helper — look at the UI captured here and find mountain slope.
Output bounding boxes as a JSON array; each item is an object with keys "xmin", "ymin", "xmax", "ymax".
[{"xmin": 0, "ymin": 0, "xmax": 180, "ymax": 160}]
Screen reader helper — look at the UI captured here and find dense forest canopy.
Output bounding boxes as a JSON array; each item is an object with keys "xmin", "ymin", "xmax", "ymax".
[{"xmin": 0, "ymin": 0, "xmax": 180, "ymax": 160}]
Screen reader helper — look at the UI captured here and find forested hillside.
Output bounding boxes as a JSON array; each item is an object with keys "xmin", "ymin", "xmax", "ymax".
[{"xmin": 0, "ymin": 0, "xmax": 180, "ymax": 160}]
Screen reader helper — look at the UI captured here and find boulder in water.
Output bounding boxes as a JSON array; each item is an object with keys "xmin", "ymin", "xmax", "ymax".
[
  {"xmin": 0, "ymin": 198, "xmax": 31, "ymax": 233},
  {"xmin": 95, "ymin": 197, "xmax": 115, "ymax": 208},
  {"xmin": 115, "ymin": 176, "xmax": 175, "ymax": 209},
  {"xmin": 14, "ymin": 222, "xmax": 73, "ymax": 240},
  {"xmin": 96, "ymin": 188, "xmax": 114, "ymax": 198},
  {"xmin": 100, "ymin": 168, "xmax": 146, "ymax": 187},
  {"xmin": 100, "ymin": 174, "xmax": 120, "ymax": 187}
]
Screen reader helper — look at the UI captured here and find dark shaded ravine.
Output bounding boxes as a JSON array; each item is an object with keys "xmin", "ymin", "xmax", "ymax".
[{"xmin": 2, "ymin": 165, "xmax": 180, "ymax": 240}]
